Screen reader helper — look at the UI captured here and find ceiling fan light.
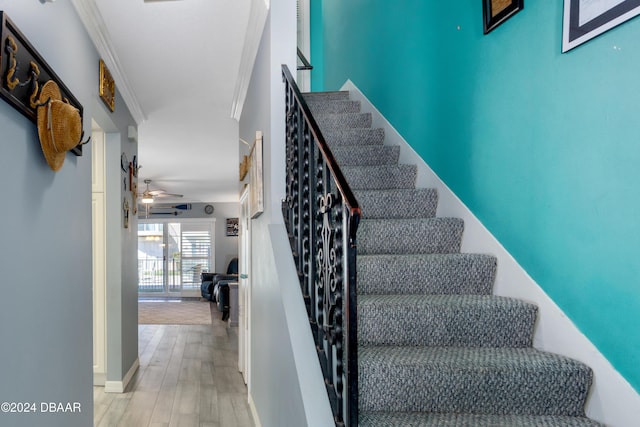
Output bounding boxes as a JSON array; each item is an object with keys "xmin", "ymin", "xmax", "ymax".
[{"xmin": 141, "ymin": 194, "xmax": 154, "ymax": 204}]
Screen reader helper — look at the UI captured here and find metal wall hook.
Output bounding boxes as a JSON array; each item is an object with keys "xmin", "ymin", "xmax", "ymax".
[{"xmin": 78, "ymin": 131, "xmax": 91, "ymax": 146}]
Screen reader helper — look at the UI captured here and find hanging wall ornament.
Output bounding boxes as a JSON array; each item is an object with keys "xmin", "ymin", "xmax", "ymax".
[{"xmin": 0, "ymin": 11, "xmax": 86, "ymax": 157}]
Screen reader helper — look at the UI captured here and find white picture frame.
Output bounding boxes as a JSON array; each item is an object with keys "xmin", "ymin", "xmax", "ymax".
[{"xmin": 563, "ymin": 0, "xmax": 640, "ymax": 52}]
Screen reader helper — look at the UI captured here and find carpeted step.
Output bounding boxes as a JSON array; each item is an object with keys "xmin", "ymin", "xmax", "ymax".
[
  {"xmin": 358, "ymin": 294, "xmax": 537, "ymax": 347},
  {"xmin": 359, "ymin": 412, "xmax": 606, "ymax": 427},
  {"xmin": 323, "ymin": 128, "xmax": 385, "ymax": 147},
  {"xmin": 315, "ymin": 112, "xmax": 372, "ymax": 130},
  {"xmin": 305, "ymin": 99, "xmax": 361, "ymax": 115},
  {"xmin": 359, "ymin": 346, "xmax": 593, "ymax": 416},
  {"xmin": 332, "ymin": 145, "xmax": 400, "ymax": 166},
  {"xmin": 342, "ymin": 164, "xmax": 417, "ymax": 190},
  {"xmin": 302, "ymin": 91, "xmax": 350, "ymax": 102},
  {"xmin": 355, "ymin": 188, "xmax": 437, "ymax": 219},
  {"xmin": 357, "ymin": 253, "xmax": 497, "ymax": 295},
  {"xmin": 358, "ymin": 218, "xmax": 463, "ymax": 255}
]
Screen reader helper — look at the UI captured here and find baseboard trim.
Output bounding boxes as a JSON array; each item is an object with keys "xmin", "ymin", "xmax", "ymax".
[
  {"xmin": 342, "ymin": 79, "xmax": 640, "ymax": 427},
  {"xmin": 104, "ymin": 357, "xmax": 139, "ymax": 393},
  {"xmin": 248, "ymin": 393, "xmax": 262, "ymax": 427}
]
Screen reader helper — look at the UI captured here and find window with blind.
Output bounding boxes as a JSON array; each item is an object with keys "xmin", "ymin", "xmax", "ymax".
[
  {"xmin": 138, "ymin": 220, "xmax": 215, "ymax": 294},
  {"xmin": 180, "ymin": 222, "xmax": 214, "ymax": 290}
]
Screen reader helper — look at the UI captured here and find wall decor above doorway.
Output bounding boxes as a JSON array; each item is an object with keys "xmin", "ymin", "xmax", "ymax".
[
  {"xmin": 483, "ymin": 0, "xmax": 524, "ymax": 34},
  {"xmin": 99, "ymin": 59, "xmax": 115, "ymax": 112}
]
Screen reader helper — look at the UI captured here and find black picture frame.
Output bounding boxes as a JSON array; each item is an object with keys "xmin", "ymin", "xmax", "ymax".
[
  {"xmin": 483, "ymin": 0, "xmax": 524, "ymax": 34},
  {"xmin": 562, "ymin": 0, "xmax": 640, "ymax": 52},
  {"xmin": 226, "ymin": 218, "xmax": 239, "ymax": 237}
]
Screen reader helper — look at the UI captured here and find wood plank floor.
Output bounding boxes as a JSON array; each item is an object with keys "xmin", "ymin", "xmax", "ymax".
[{"xmin": 94, "ymin": 312, "xmax": 254, "ymax": 427}]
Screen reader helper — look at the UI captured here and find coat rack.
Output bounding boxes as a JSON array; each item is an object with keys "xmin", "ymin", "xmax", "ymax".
[{"xmin": 1, "ymin": 11, "xmax": 84, "ymax": 156}]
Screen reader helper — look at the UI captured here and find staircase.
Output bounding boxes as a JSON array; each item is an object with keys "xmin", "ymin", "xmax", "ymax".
[{"xmin": 302, "ymin": 90, "xmax": 605, "ymax": 427}]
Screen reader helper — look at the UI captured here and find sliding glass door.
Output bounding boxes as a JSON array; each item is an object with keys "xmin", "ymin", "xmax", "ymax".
[{"xmin": 138, "ymin": 220, "xmax": 214, "ymax": 296}]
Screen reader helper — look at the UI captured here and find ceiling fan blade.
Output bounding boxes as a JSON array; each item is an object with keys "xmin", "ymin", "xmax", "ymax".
[{"xmin": 154, "ymin": 192, "xmax": 183, "ymax": 198}]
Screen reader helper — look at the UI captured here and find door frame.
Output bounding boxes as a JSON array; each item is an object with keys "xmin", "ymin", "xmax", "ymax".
[
  {"xmin": 239, "ymin": 185, "xmax": 251, "ymax": 385},
  {"xmin": 92, "ymin": 119, "xmax": 107, "ymax": 386}
]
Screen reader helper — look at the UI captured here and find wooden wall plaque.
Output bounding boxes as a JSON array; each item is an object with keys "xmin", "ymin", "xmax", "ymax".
[{"xmin": 1, "ymin": 11, "xmax": 84, "ymax": 156}]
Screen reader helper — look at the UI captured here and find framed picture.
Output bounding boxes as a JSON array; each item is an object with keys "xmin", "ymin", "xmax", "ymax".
[
  {"xmin": 483, "ymin": 0, "xmax": 524, "ymax": 34},
  {"xmin": 99, "ymin": 59, "xmax": 115, "ymax": 112},
  {"xmin": 562, "ymin": 0, "xmax": 640, "ymax": 52},
  {"xmin": 226, "ymin": 218, "xmax": 239, "ymax": 236},
  {"xmin": 249, "ymin": 131, "xmax": 264, "ymax": 219}
]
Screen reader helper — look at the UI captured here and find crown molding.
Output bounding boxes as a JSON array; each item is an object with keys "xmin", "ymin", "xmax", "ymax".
[
  {"xmin": 230, "ymin": 0, "xmax": 269, "ymax": 121},
  {"xmin": 70, "ymin": 0, "xmax": 146, "ymax": 125}
]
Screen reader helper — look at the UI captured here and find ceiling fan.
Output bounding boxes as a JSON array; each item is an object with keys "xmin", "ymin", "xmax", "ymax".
[{"xmin": 139, "ymin": 179, "xmax": 183, "ymax": 204}]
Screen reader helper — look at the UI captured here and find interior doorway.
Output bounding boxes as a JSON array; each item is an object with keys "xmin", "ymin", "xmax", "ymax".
[
  {"xmin": 239, "ymin": 185, "xmax": 251, "ymax": 385},
  {"xmin": 92, "ymin": 119, "xmax": 107, "ymax": 386}
]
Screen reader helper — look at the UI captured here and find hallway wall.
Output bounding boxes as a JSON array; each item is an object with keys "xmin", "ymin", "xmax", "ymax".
[
  {"xmin": 239, "ymin": 0, "xmax": 333, "ymax": 425},
  {"xmin": 313, "ymin": 1, "xmax": 640, "ymax": 394},
  {"xmin": 0, "ymin": 2, "xmax": 136, "ymax": 425}
]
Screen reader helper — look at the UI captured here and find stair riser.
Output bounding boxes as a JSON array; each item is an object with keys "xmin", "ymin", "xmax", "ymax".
[
  {"xmin": 355, "ymin": 188, "xmax": 438, "ymax": 219},
  {"xmin": 359, "ymin": 366, "xmax": 592, "ymax": 416},
  {"xmin": 358, "ymin": 218, "xmax": 463, "ymax": 255},
  {"xmin": 357, "ymin": 254, "xmax": 497, "ymax": 295},
  {"xmin": 316, "ymin": 112, "xmax": 372, "ymax": 130},
  {"xmin": 307, "ymin": 100, "xmax": 361, "ymax": 115},
  {"xmin": 333, "ymin": 146, "xmax": 400, "ymax": 167},
  {"xmin": 303, "ymin": 91, "xmax": 349, "ymax": 102},
  {"xmin": 324, "ymin": 128, "xmax": 385, "ymax": 146},
  {"xmin": 343, "ymin": 165, "xmax": 417, "ymax": 190},
  {"xmin": 359, "ymin": 412, "xmax": 606, "ymax": 427},
  {"xmin": 358, "ymin": 297, "xmax": 537, "ymax": 347}
]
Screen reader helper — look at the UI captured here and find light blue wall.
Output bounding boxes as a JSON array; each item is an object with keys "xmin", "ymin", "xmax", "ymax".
[
  {"xmin": 0, "ymin": 2, "xmax": 137, "ymax": 424},
  {"xmin": 0, "ymin": 2, "xmax": 92, "ymax": 426},
  {"xmin": 241, "ymin": 13, "xmax": 308, "ymax": 427},
  {"xmin": 314, "ymin": 1, "xmax": 640, "ymax": 392}
]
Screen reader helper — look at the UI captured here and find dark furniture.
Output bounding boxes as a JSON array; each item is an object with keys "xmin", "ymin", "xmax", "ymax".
[{"xmin": 201, "ymin": 257, "xmax": 238, "ymax": 320}]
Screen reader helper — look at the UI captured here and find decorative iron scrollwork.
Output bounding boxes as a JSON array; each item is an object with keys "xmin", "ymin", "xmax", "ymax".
[{"xmin": 282, "ymin": 65, "xmax": 361, "ymax": 427}]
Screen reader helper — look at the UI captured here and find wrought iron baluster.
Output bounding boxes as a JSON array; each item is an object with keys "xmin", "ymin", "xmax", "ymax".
[{"xmin": 282, "ymin": 65, "xmax": 360, "ymax": 427}]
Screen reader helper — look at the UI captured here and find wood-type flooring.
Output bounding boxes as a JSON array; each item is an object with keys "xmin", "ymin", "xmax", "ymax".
[{"xmin": 94, "ymin": 308, "xmax": 254, "ymax": 427}]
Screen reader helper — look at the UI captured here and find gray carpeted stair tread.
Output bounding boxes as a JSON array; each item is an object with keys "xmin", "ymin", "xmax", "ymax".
[
  {"xmin": 358, "ymin": 294, "xmax": 537, "ymax": 347},
  {"xmin": 333, "ymin": 145, "xmax": 400, "ymax": 166},
  {"xmin": 359, "ymin": 412, "xmax": 606, "ymax": 427},
  {"xmin": 343, "ymin": 164, "xmax": 417, "ymax": 190},
  {"xmin": 359, "ymin": 346, "xmax": 593, "ymax": 416},
  {"xmin": 357, "ymin": 253, "xmax": 497, "ymax": 295},
  {"xmin": 354, "ymin": 188, "xmax": 437, "ymax": 219},
  {"xmin": 302, "ymin": 90, "xmax": 350, "ymax": 101},
  {"xmin": 315, "ymin": 112, "xmax": 372, "ymax": 130},
  {"xmin": 305, "ymin": 99, "xmax": 361, "ymax": 115},
  {"xmin": 359, "ymin": 218, "xmax": 463, "ymax": 255},
  {"xmin": 323, "ymin": 127, "xmax": 385, "ymax": 146}
]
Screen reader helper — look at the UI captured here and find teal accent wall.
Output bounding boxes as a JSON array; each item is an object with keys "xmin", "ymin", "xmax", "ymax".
[
  {"xmin": 314, "ymin": 1, "xmax": 640, "ymax": 392},
  {"xmin": 310, "ymin": 0, "xmax": 324, "ymax": 91}
]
